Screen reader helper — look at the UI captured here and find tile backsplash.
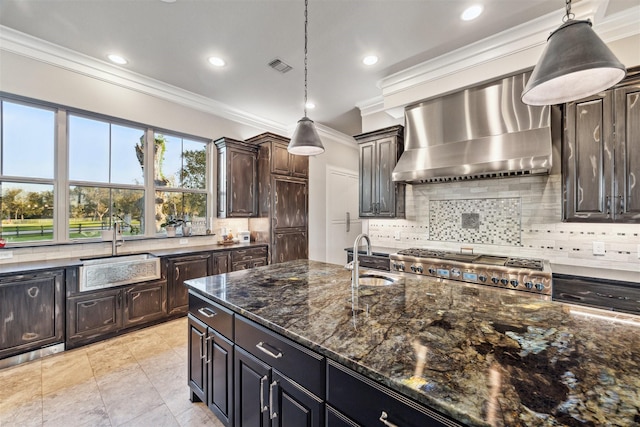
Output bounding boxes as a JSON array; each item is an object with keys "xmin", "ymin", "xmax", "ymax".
[{"xmin": 368, "ymin": 175, "xmax": 640, "ymax": 274}]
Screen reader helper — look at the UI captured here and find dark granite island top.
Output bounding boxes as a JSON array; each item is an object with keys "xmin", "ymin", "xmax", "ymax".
[{"xmin": 184, "ymin": 260, "xmax": 640, "ymax": 427}]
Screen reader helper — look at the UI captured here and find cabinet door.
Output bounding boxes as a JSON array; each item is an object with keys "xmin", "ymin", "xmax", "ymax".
[
  {"xmin": 376, "ymin": 137, "xmax": 399, "ymax": 218},
  {"xmin": 272, "ymin": 231, "xmax": 307, "ymax": 264},
  {"xmin": 272, "ymin": 143, "xmax": 292, "ymax": 176},
  {"xmin": 235, "ymin": 347, "xmax": 271, "ymax": 427},
  {"xmin": 212, "ymin": 252, "xmax": 231, "ymax": 275},
  {"xmin": 123, "ymin": 280, "xmax": 167, "ymax": 328},
  {"xmin": 208, "ymin": 330, "xmax": 234, "ymax": 427},
  {"xmin": 290, "ymin": 154, "xmax": 309, "ymax": 178},
  {"xmin": 271, "ymin": 370, "xmax": 323, "ymax": 427},
  {"xmin": 67, "ymin": 288, "xmax": 122, "ymax": 344},
  {"xmin": 229, "ymin": 147, "xmax": 258, "ymax": 217},
  {"xmin": 168, "ymin": 254, "xmax": 211, "ymax": 314},
  {"xmin": 0, "ymin": 270, "xmax": 64, "ymax": 358},
  {"xmin": 359, "ymin": 141, "xmax": 376, "ymax": 217},
  {"xmin": 614, "ymin": 83, "xmax": 640, "ymax": 221},
  {"xmin": 564, "ymin": 91, "xmax": 615, "ymax": 221},
  {"xmin": 188, "ymin": 315, "xmax": 207, "ymax": 403},
  {"xmin": 273, "ymin": 177, "xmax": 307, "ymax": 229}
]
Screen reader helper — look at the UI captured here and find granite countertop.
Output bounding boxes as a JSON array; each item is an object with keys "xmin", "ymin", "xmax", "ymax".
[
  {"xmin": 0, "ymin": 242, "xmax": 268, "ymax": 276},
  {"xmin": 185, "ymin": 260, "xmax": 640, "ymax": 427}
]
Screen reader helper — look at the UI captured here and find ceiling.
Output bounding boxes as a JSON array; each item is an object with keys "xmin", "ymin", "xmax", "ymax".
[{"xmin": 0, "ymin": 0, "xmax": 637, "ymax": 136}]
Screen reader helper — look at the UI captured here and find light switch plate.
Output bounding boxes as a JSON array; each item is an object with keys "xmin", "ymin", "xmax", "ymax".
[
  {"xmin": 592, "ymin": 241, "xmax": 606, "ymax": 256},
  {"xmin": 637, "ymin": 244, "xmax": 640, "ymax": 259},
  {"xmin": 0, "ymin": 251, "xmax": 13, "ymax": 259},
  {"xmin": 394, "ymin": 231, "xmax": 401, "ymax": 241}
]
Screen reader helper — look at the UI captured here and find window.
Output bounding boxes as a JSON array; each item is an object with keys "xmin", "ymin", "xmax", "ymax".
[
  {"xmin": 0, "ymin": 100, "xmax": 56, "ymax": 243},
  {"xmin": 154, "ymin": 133, "xmax": 207, "ymax": 232},
  {"xmin": 68, "ymin": 114, "xmax": 145, "ymax": 238}
]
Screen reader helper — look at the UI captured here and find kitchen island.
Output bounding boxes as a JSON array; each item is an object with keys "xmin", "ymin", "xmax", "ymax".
[{"xmin": 184, "ymin": 260, "xmax": 640, "ymax": 427}]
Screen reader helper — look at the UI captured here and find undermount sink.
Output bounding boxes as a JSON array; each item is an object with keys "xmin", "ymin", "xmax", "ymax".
[
  {"xmin": 79, "ymin": 253, "xmax": 161, "ymax": 292},
  {"xmin": 358, "ymin": 272, "xmax": 405, "ymax": 287}
]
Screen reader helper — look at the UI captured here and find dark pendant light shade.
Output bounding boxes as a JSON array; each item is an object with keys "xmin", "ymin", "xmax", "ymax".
[
  {"xmin": 522, "ymin": 19, "xmax": 626, "ymax": 105},
  {"xmin": 287, "ymin": 0, "xmax": 325, "ymax": 156},
  {"xmin": 289, "ymin": 116, "xmax": 325, "ymax": 156}
]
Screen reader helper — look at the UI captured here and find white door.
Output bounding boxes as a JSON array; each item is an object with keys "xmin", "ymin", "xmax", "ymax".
[{"xmin": 326, "ymin": 167, "xmax": 361, "ymax": 265}]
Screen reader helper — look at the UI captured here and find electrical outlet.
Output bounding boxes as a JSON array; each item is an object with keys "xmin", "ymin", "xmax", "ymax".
[
  {"xmin": 394, "ymin": 231, "xmax": 401, "ymax": 241},
  {"xmin": 179, "ymin": 238, "xmax": 189, "ymax": 245},
  {"xmin": 637, "ymin": 244, "xmax": 640, "ymax": 259},
  {"xmin": 0, "ymin": 251, "xmax": 13, "ymax": 260},
  {"xmin": 592, "ymin": 241, "xmax": 606, "ymax": 256}
]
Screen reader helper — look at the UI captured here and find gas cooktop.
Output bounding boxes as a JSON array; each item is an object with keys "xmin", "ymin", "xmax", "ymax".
[{"xmin": 390, "ymin": 248, "xmax": 552, "ymax": 296}]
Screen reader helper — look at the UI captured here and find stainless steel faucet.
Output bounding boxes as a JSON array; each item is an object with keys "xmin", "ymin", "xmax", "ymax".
[
  {"xmin": 352, "ymin": 233, "xmax": 371, "ymax": 287},
  {"xmin": 112, "ymin": 222, "xmax": 124, "ymax": 256}
]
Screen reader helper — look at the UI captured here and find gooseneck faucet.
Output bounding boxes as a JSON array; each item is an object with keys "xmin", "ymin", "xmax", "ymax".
[
  {"xmin": 352, "ymin": 233, "xmax": 371, "ymax": 288},
  {"xmin": 112, "ymin": 222, "xmax": 124, "ymax": 256}
]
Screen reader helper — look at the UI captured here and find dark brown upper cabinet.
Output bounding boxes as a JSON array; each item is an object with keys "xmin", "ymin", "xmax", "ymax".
[
  {"xmin": 563, "ymin": 75, "xmax": 640, "ymax": 223},
  {"xmin": 214, "ymin": 137, "xmax": 258, "ymax": 218},
  {"xmin": 354, "ymin": 125, "xmax": 405, "ymax": 218},
  {"xmin": 247, "ymin": 132, "xmax": 308, "ymax": 178}
]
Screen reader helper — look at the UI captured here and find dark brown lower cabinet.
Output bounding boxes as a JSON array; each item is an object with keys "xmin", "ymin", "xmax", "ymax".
[
  {"xmin": 272, "ymin": 231, "xmax": 307, "ymax": 264},
  {"xmin": 67, "ymin": 279, "xmax": 166, "ymax": 348},
  {"xmin": 326, "ymin": 360, "xmax": 461, "ymax": 427},
  {"xmin": 234, "ymin": 347, "xmax": 323, "ymax": 427},
  {"xmin": 0, "ymin": 269, "xmax": 64, "ymax": 360},
  {"xmin": 167, "ymin": 253, "xmax": 212, "ymax": 315},
  {"xmin": 212, "ymin": 251, "xmax": 231, "ymax": 275},
  {"xmin": 188, "ymin": 293, "xmax": 235, "ymax": 427}
]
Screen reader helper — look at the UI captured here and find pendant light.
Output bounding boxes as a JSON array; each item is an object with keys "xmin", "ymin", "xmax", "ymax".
[
  {"xmin": 522, "ymin": 0, "xmax": 625, "ymax": 106},
  {"xmin": 288, "ymin": 0, "xmax": 325, "ymax": 156}
]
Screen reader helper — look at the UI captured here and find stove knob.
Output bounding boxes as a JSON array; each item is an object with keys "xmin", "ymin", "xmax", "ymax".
[
  {"xmin": 428, "ymin": 268, "xmax": 436, "ymax": 275},
  {"xmin": 393, "ymin": 263, "xmax": 402, "ymax": 271},
  {"xmin": 399, "ymin": 264, "xmax": 405, "ymax": 271},
  {"xmin": 491, "ymin": 277, "xmax": 500, "ymax": 284},
  {"xmin": 500, "ymin": 278, "xmax": 509, "ymax": 285},
  {"xmin": 525, "ymin": 281, "xmax": 534, "ymax": 289},
  {"xmin": 416, "ymin": 265, "xmax": 424, "ymax": 273},
  {"xmin": 535, "ymin": 283, "xmax": 545, "ymax": 291},
  {"xmin": 410, "ymin": 265, "xmax": 417, "ymax": 272},
  {"xmin": 510, "ymin": 279, "xmax": 518, "ymax": 287},
  {"xmin": 478, "ymin": 275, "xmax": 487, "ymax": 283}
]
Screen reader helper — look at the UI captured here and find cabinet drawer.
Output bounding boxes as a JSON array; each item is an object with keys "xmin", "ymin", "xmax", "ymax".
[
  {"xmin": 234, "ymin": 315, "xmax": 324, "ymax": 397},
  {"xmin": 189, "ymin": 293, "xmax": 234, "ymax": 340},
  {"xmin": 231, "ymin": 246, "xmax": 267, "ymax": 262},
  {"xmin": 326, "ymin": 360, "xmax": 460, "ymax": 427}
]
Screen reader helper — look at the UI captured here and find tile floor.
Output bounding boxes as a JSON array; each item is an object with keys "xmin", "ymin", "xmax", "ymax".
[{"xmin": 0, "ymin": 317, "xmax": 224, "ymax": 427}]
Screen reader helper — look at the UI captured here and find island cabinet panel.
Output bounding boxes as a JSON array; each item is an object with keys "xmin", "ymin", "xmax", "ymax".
[
  {"xmin": 0, "ymin": 269, "xmax": 64, "ymax": 360},
  {"xmin": 188, "ymin": 293, "xmax": 235, "ymax": 427},
  {"xmin": 326, "ymin": 360, "xmax": 461, "ymax": 427},
  {"xmin": 167, "ymin": 253, "xmax": 211, "ymax": 315}
]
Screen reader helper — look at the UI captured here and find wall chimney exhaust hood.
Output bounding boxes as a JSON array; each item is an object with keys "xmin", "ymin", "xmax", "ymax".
[{"xmin": 392, "ymin": 72, "xmax": 553, "ymax": 183}]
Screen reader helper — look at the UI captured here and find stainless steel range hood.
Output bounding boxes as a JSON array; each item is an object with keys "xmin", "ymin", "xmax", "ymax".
[{"xmin": 392, "ymin": 72, "xmax": 553, "ymax": 183}]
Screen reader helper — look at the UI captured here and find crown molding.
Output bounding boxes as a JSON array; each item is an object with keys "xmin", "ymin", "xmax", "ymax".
[
  {"xmin": 378, "ymin": 2, "xmax": 640, "ymax": 106},
  {"xmin": 0, "ymin": 25, "xmax": 289, "ymax": 134}
]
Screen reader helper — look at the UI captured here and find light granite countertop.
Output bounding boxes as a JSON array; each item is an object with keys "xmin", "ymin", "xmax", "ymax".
[{"xmin": 185, "ymin": 260, "xmax": 640, "ymax": 427}]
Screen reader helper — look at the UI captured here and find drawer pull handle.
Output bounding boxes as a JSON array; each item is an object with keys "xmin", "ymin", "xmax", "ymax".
[
  {"xmin": 260, "ymin": 375, "xmax": 268, "ymax": 412},
  {"xmin": 379, "ymin": 411, "xmax": 399, "ymax": 427},
  {"xmin": 198, "ymin": 307, "xmax": 217, "ymax": 318},
  {"xmin": 255, "ymin": 342, "xmax": 283, "ymax": 359}
]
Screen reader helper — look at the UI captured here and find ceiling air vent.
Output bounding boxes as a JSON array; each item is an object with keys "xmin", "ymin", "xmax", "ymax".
[{"xmin": 268, "ymin": 58, "xmax": 293, "ymax": 74}]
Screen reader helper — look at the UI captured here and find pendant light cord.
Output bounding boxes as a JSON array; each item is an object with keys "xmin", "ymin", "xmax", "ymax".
[
  {"xmin": 563, "ymin": 0, "xmax": 574, "ymax": 22},
  {"xmin": 303, "ymin": 0, "xmax": 309, "ymax": 117}
]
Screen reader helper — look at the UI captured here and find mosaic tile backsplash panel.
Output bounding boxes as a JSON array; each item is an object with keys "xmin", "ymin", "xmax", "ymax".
[{"xmin": 429, "ymin": 198, "xmax": 521, "ymax": 245}]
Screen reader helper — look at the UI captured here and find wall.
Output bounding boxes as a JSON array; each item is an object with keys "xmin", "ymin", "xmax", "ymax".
[{"xmin": 366, "ymin": 174, "xmax": 640, "ymax": 277}]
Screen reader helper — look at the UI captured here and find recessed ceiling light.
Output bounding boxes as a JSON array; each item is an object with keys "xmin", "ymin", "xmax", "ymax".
[
  {"xmin": 107, "ymin": 54, "xmax": 127, "ymax": 65},
  {"xmin": 461, "ymin": 5, "xmax": 483, "ymax": 21},
  {"xmin": 208, "ymin": 57, "xmax": 226, "ymax": 67},
  {"xmin": 305, "ymin": 102, "xmax": 316, "ymax": 109},
  {"xmin": 363, "ymin": 55, "xmax": 379, "ymax": 66}
]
